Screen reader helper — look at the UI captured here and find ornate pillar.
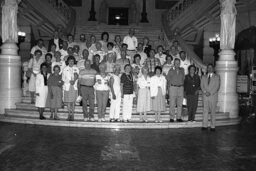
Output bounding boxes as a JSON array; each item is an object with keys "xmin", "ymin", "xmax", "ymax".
[
  {"xmin": 140, "ymin": 0, "xmax": 149, "ymax": 23},
  {"xmin": 215, "ymin": 0, "xmax": 238, "ymax": 118},
  {"xmin": 88, "ymin": 0, "xmax": 96, "ymax": 21},
  {"xmin": 0, "ymin": 0, "xmax": 22, "ymax": 114}
]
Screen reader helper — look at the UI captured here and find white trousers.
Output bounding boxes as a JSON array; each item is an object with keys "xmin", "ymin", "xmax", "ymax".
[
  {"xmin": 109, "ymin": 95, "xmax": 121, "ymax": 119},
  {"xmin": 122, "ymin": 94, "xmax": 134, "ymax": 120}
]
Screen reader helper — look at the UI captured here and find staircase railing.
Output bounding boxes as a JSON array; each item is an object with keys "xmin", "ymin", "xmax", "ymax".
[
  {"xmin": 162, "ymin": 10, "xmax": 206, "ymax": 75},
  {"xmin": 167, "ymin": 0, "xmax": 199, "ymax": 24}
]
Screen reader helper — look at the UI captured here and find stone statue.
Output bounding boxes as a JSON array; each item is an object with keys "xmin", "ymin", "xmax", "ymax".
[
  {"xmin": 1, "ymin": 0, "xmax": 21, "ymax": 43},
  {"xmin": 220, "ymin": 0, "xmax": 237, "ymax": 50}
]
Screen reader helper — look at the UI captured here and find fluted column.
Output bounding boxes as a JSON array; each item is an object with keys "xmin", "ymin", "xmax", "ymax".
[
  {"xmin": 140, "ymin": 0, "xmax": 149, "ymax": 23},
  {"xmin": 0, "ymin": 0, "xmax": 22, "ymax": 114},
  {"xmin": 215, "ymin": 0, "xmax": 238, "ymax": 118},
  {"xmin": 88, "ymin": 0, "xmax": 96, "ymax": 21}
]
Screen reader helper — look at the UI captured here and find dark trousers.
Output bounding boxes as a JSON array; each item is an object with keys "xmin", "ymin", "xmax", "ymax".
[
  {"xmin": 80, "ymin": 86, "xmax": 95, "ymax": 118},
  {"xmin": 187, "ymin": 94, "xmax": 198, "ymax": 121}
]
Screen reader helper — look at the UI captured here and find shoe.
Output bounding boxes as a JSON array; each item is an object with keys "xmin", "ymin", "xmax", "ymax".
[
  {"xmin": 114, "ymin": 119, "xmax": 119, "ymax": 122},
  {"xmin": 192, "ymin": 120, "xmax": 196, "ymax": 123},
  {"xmin": 177, "ymin": 119, "xmax": 183, "ymax": 122},
  {"xmin": 110, "ymin": 119, "xmax": 114, "ymax": 122},
  {"xmin": 39, "ymin": 116, "xmax": 46, "ymax": 120},
  {"xmin": 89, "ymin": 118, "xmax": 95, "ymax": 122},
  {"xmin": 101, "ymin": 118, "xmax": 106, "ymax": 122},
  {"xmin": 98, "ymin": 118, "xmax": 102, "ymax": 122},
  {"xmin": 123, "ymin": 120, "xmax": 127, "ymax": 123},
  {"xmin": 84, "ymin": 118, "xmax": 89, "ymax": 122},
  {"xmin": 127, "ymin": 120, "xmax": 130, "ymax": 122},
  {"xmin": 210, "ymin": 128, "xmax": 216, "ymax": 132},
  {"xmin": 170, "ymin": 119, "xmax": 174, "ymax": 122},
  {"xmin": 159, "ymin": 119, "xmax": 162, "ymax": 123},
  {"xmin": 201, "ymin": 127, "xmax": 208, "ymax": 131}
]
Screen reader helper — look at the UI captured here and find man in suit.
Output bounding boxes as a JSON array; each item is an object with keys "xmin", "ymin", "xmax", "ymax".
[
  {"xmin": 201, "ymin": 63, "xmax": 220, "ymax": 131},
  {"xmin": 48, "ymin": 30, "xmax": 63, "ymax": 51}
]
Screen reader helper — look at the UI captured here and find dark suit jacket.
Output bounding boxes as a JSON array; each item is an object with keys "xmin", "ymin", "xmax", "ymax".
[{"xmin": 48, "ymin": 38, "xmax": 63, "ymax": 51}]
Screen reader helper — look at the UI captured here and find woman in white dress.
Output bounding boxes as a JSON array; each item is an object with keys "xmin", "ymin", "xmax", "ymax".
[
  {"xmin": 109, "ymin": 64, "xmax": 121, "ymax": 122},
  {"xmin": 136, "ymin": 67, "xmax": 151, "ymax": 122},
  {"xmin": 28, "ymin": 49, "xmax": 45, "ymax": 104},
  {"xmin": 150, "ymin": 66, "xmax": 167, "ymax": 122},
  {"xmin": 35, "ymin": 63, "xmax": 50, "ymax": 120}
]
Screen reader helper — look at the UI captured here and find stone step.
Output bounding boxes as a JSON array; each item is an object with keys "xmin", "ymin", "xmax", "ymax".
[
  {"xmin": 0, "ymin": 115, "xmax": 241, "ymax": 129},
  {"xmin": 5, "ymin": 109, "xmax": 229, "ymax": 121},
  {"xmin": 15, "ymin": 102, "xmax": 205, "ymax": 113}
]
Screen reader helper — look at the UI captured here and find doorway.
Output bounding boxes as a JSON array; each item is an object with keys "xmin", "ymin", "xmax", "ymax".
[{"xmin": 108, "ymin": 7, "xmax": 129, "ymax": 25}]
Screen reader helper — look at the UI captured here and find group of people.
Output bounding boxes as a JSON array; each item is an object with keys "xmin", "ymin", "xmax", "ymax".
[{"xmin": 27, "ymin": 28, "xmax": 220, "ymax": 130}]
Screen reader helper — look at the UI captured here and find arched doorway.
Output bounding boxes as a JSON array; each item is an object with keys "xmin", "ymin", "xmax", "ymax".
[{"xmin": 98, "ymin": 0, "xmax": 138, "ymax": 25}]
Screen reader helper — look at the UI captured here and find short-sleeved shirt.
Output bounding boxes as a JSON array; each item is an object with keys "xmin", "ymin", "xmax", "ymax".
[
  {"xmin": 28, "ymin": 56, "xmax": 45, "ymax": 74},
  {"xmin": 79, "ymin": 68, "xmax": 97, "ymax": 86},
  {"xmin": 48, "ymin": 74, "xmax": 62, "ymax": 87},
  {"xmin": 121, "ymin": 73, "xmax": 134, "ymax": 94},
  {"xmin": 166, "ymin": 67, "xmax": 185, "ymax": 86},
  {"xmin": 30, "ymin": 45, "xmax": 47, "ymax": 56},
  {"xmin": 155, "ymin": 53, "xmax": 167, "ymax": 65},
  {"xmin": 116, "ymin": 58, "xmax": 130, "ymax": 73},
  {"xmin": 143, "ymin": 57, "xmax": 161, "ymax": 73},
  {"xmin": 94, "ymin": 74, "xmax": 110, "ymax": 91}
]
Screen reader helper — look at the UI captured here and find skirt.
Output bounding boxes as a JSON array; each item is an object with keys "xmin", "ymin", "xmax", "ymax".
[
  {"xmin": 63, "ymin": 86, "xmax": 78, "ymax": 103},
  {"xmin": 28, "ymin": 74, "xmax": 36, "ymax": 92},
  {"xmin": 137, "ymin": 88, "xmax": 151, "ymax": 113},
  {"xmin": 151, "ymin": 88, "xmax": 166, "ymax": 112},
  {"xmin": 35, "ymin": 86, "xmax": 48, "ymax": 108},
  {"xmin": 46, "ymin": 86, "xmax": 62, "ymax": 108}
]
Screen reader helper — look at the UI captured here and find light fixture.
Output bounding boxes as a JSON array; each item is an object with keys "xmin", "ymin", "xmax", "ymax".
[{"xmin": 115, "ymin": 15, "xmax": 121, "ymax": 20}]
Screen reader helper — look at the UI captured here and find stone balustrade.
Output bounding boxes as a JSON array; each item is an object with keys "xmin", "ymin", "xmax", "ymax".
[
  {"xmin": 167, "ymin": 0, "xmax": 198, "ymax": 23},
  {"xmin": 48, "ymin": 0, "xmax": 71, "ymax": 22}
]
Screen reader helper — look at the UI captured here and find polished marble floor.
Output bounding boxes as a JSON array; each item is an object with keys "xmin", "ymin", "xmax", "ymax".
[{"xmin": 0, "ymin": 119, "xmax": 256, "ymax": 170}]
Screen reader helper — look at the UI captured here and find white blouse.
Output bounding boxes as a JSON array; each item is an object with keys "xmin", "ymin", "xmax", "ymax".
[
  {"xmin": 62, "ymin": 66, "xmax": 79, "ymax": 91},
  {"xmin": 150, "ymin": 75, "xmax": 167, "ymax": 97},
  {"xmin": 94, "ymin": 74, "xmax": 110, "ymax": 91},
  {"xmin": 137, "ymin": 75, "xmax": 150, "ymax": 89}
]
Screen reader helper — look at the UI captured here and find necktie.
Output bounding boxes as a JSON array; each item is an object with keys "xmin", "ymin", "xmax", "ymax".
[{"xmin": 208, "ymin": 74, "xmax": 211, "ymax": 85}]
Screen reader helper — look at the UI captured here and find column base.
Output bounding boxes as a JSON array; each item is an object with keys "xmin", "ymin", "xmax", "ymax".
[
  {"xmin": 216, "ymin": 49, "xmax": 239, "ymax": 118},
  {"xmin": 0, "ymin": 42, "xmax": 22, "ymax": 114}
]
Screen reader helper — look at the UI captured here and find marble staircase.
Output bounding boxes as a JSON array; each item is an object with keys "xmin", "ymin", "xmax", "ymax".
[
  {"xmin": 75, "ymin": 25, "xmax": 162, "ymax": 45},
  {"xmin": 0, "ymin": 94, "xmax": 240, "ymax": 129}
]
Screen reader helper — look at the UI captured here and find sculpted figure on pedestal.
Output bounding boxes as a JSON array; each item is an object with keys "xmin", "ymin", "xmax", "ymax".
[
  {"xmin": 1, "ymin": 0, "xmax": 21, "ymax": 43},
  {"xmin": 220, "ymin": 0, "xmax": 237, "ymax": 50}
]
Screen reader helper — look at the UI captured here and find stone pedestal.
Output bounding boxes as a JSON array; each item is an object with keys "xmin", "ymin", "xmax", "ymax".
[
  {"xmin": 0, "ymin": 42, "xmax": 22, "ymax": 114},
  {"xmin": 215, "ymin": 49, "xmax": 238, "ymax": 118}
]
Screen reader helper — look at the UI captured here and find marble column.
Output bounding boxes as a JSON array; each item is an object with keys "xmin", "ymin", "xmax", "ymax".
[
  {"xmin": 0, "ymin": 0, "xmax": 22, "ymax": 114},
  {"xmin": 215, "ymin": 0, "xmax": 238, "ymax": 118}
]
